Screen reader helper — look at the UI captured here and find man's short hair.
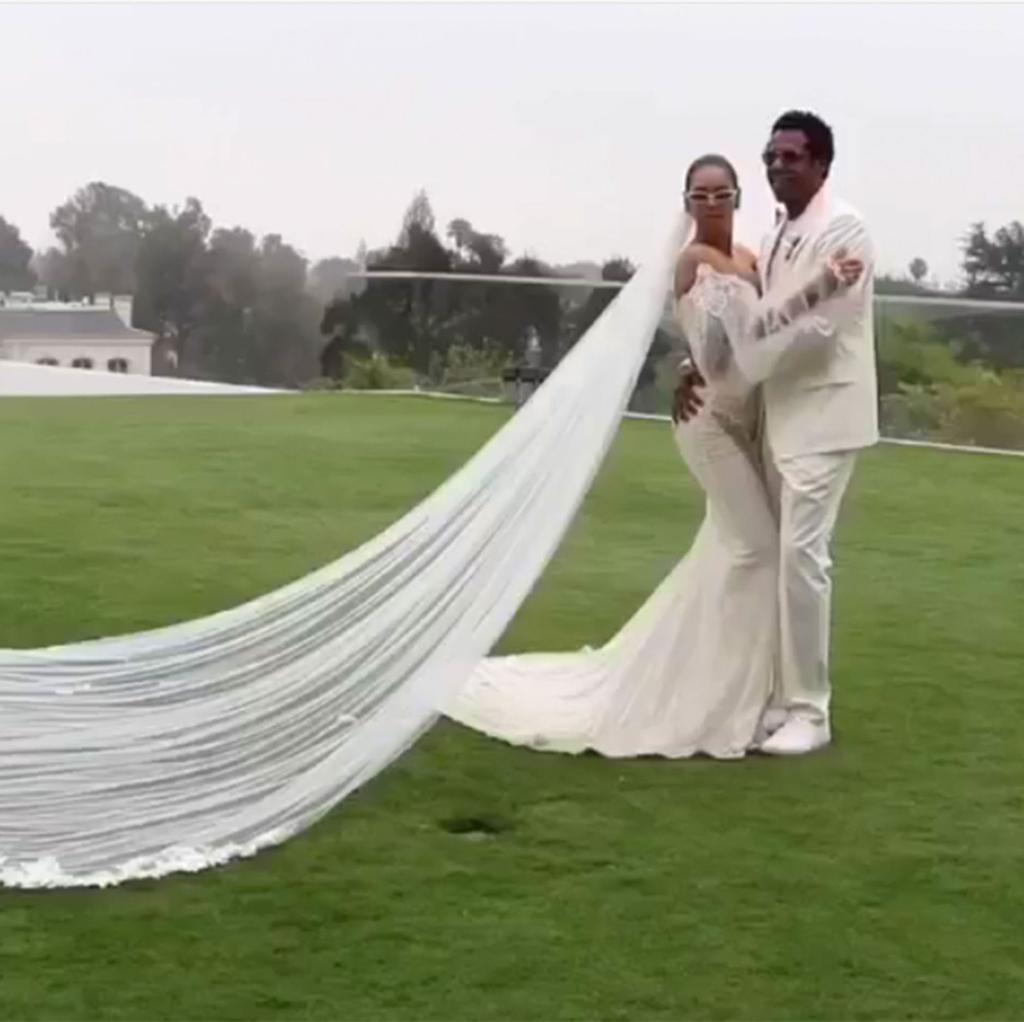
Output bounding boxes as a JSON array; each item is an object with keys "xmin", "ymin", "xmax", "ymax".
[{"xmin": 772, "ymin": 110, "xmax": 835, "ymax": 175}]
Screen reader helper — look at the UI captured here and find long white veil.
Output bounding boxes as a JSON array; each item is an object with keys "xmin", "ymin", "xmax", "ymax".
[{"xmin": 0, "ymin": 213, "xmax": 691, "ymax": 889}]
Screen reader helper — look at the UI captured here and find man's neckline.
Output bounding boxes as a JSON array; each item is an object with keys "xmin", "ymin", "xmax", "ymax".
[{"xmin": 780, "ymin": 185, "xmax": 828, "ymax": 229}]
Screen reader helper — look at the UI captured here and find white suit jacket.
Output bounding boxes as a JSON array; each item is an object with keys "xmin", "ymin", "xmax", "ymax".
[{"xmin": 757, "ymin": 188, "xmax": 879, "ymax": 460}]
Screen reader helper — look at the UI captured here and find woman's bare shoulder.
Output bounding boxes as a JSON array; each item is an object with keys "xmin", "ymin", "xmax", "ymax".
[
  {"xmin": 675, "ymin": 243, "xmax": 745, "ymax": 299},
  {"xmin": 674, "ymin": 245, "xmax": 703, "ymax": 299},
  {"xmin": 734, "ymin": 243, "xmax": 758, "ymax": 270}
]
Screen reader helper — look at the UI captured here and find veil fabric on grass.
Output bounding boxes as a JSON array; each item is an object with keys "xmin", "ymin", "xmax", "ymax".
[
  {"xmin": 0, "ymin": 216, "xmax": 689, "ymax": 889},
  {"xmin": 0, "ymin": 208, "xmax": 862, "ymax": 889}
]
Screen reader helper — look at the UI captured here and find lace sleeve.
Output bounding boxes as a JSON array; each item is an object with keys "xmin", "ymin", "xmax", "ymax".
[
  {"xmin": 725, "ymin": 220, "xmax": 868, "ymax": 385},
  {"xmin": 685, "ymin": 269, "xmax": 752, "ymax": 379},
  {"xmin": 684, "ymin": 256, "xmax": 861, "ymax": 385},
  {"xmin": 748, "ymin": 264, "xmax": 846, "ymax": 344},
  {"xmin": 751, "ymin": 214, "xmax": 871, "ymax": 346}
]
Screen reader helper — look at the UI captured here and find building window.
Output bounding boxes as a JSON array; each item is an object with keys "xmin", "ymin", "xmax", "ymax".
[
  {"xmin": 107, "ymin": 357, "xmax": 129, "ymax": 373},
  {"xmin": 36, "ymin": 357, "xmax": 59, "ymax": 367},
  {"xmin": 71, "ymin": 357, "xmax": 94, "ymax": 370}
]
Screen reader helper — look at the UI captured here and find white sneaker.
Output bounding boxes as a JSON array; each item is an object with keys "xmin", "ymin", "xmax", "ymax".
[{"xmin": 759, "ymin": 716, "xmax": 831, "ymax": 756}]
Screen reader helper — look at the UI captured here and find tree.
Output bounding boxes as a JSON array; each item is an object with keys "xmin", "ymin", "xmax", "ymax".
[
  {"xmin": 184, "ymin": 228, "xmax": 321, "ymax": 386},
  {"xmin": 573, "ymin": 257, "xmax": 633, "ymax": 329},
  {"xmin": 250, "ymin": 234, "xmax": 321, "ymax": 385},
  {"xmin": 961, "ymin": 221, "xmax": 1024, "ymax": 299},
  {"xmin": 561, "ymin": 256, "xmax": 673, "ymax": 410},
  {"xmin": 494, "ymin": 255, "xmax": 562, "ymax": 366},
  {"xmin": 876, "ymin": 319, "xmax": 971, "ymax": 397},
  {"xmin": 953, "ymin": 221, "xmax": 1024, "ymax": 372},
  {"xmin": 192, "ymin": 227, "xmax": 260, "ymax": 382},
  {"xmin": 50, "ymin": 182, "xmax": 149, "ymax": 298},
  {"xmin": 346, "ymin": 191, "xmax": 455, "ymax": 372},
  {"xmin": 877, "ymin": 319, "xmax": 1024, "ymax": 449},
  {"xmin": 319, "ymin": 295, "xmax": 371, "ymax": 383},
  {"xmin": 909, "ymin": 257, "xmax": 928, "ymax": 284},
  {"xmin": 399, "ymin": 190, "xmax": 437, "ymax": 247},
  {"xmin": 447, "ymin": 218, "xmax": 507, "ymax": 274},
  {"xmin": 34, "ymin": 247, "xmax": 74, "ymax": 300},
  {"xmin": 308, "ymin": 256, "xmax": 360, "ymax": 306},
  {"xmin": 133, "ymin": 197, "xmax": 212, "ymax": 373},
  {"xmin": 0, "ymin": 216, "xmax": 35, "ymax": 293}
]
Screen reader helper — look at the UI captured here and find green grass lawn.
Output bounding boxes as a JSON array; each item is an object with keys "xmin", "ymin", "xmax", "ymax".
[{"xmin": 2, "ymin": 394, "xmax": 1024, "ymax": 1021}]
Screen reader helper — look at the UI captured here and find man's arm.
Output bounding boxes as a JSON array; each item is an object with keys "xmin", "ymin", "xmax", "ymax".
[
  {"xmin": 813, "ymin": 212, "xmax": 874, "ymax": 292},
  {"xmin": 750, "ymin": 213, "xmax": 871, "ymax": 347}
]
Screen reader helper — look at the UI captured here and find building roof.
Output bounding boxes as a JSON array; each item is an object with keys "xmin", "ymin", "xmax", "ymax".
[{"xmin": 0, "ymin": 307, "xmax": 153, "ymax": 343}]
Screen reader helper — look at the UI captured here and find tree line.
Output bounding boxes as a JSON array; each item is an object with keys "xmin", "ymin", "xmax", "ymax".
[
  {"xmin": 2, "ymin": 184, "xmax": 324, "ymax": 386},
  {"xmin": 875, "ymin": 225, "xmax": 1024, "ymax": 449},
  {"xmin": 0, "ymin": 183, "xmax": 1022, "ymax": 395},
  {"xmin": 0, "ymin": 184, "xmax": 667, "ymax": 392}
]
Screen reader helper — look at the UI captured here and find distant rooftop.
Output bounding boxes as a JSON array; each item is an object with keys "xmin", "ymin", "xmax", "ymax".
[
  {"xmin": 1, "ymin": 291, "xmax": 118, "ymax": 311},
  {"xmin": 0, "ymin": 292, "xmax": 153, "ymax": 341}
]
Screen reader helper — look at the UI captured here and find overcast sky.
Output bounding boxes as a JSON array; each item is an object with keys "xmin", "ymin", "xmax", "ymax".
[{"xmin": 2, "ymin": 1, "xmax": 1021, "ymax": 285}]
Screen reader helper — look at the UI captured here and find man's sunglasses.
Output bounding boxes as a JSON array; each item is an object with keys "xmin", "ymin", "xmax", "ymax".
[{"xmin": 762, "ymin": 148, "xmax": 807, "ymax": 167}]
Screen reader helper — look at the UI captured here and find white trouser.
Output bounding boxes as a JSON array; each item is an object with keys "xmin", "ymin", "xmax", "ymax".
[{"xmin": 763, "ymin": 445, "xmax": 857, "ymax": 726}]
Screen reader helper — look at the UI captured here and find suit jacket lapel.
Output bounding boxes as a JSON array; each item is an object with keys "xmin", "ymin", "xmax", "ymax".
[
  {"xmin": 762, "ymin": 215, "xmax": 787, "ymax": 290},
  {"xmin": 768, "ymin": 189, "xmax": 832, "ymax": 286},
  {"xmin": 786, "ymin": 189, "xmax": 831, "ymax": 275}
]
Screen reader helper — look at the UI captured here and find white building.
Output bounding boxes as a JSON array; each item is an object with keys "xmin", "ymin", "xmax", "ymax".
[{"xmin": 0, "ymin": 292, "xmax": 155, "ymax": 375}]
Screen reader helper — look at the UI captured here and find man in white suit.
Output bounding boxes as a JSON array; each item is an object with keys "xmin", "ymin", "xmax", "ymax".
[{"xmin": 675, "ymin": 110, "xmax": 878, "ymax": 756}]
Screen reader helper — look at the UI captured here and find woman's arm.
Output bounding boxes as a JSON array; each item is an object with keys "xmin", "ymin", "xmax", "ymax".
[
  {"xmin": 733, "ymin": 245, "xmax": 761, "ymax": 295},
  {"xmin": 749, "ymin": 248, "xmax": 865, "ymax": 345},
  {"xmin": 674, "ymin": 243, "xmax": 748, "ymax": 299}
]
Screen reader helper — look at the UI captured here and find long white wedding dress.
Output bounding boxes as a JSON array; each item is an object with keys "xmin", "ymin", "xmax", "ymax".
[{"xmin": 447, "ymin": 266, "xmax": 780, "ymax": 759}]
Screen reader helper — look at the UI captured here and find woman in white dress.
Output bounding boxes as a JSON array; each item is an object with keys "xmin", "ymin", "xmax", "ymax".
[{"xmin": 445, "ymin": 155, "xmax": 861, "ymax": 760}]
